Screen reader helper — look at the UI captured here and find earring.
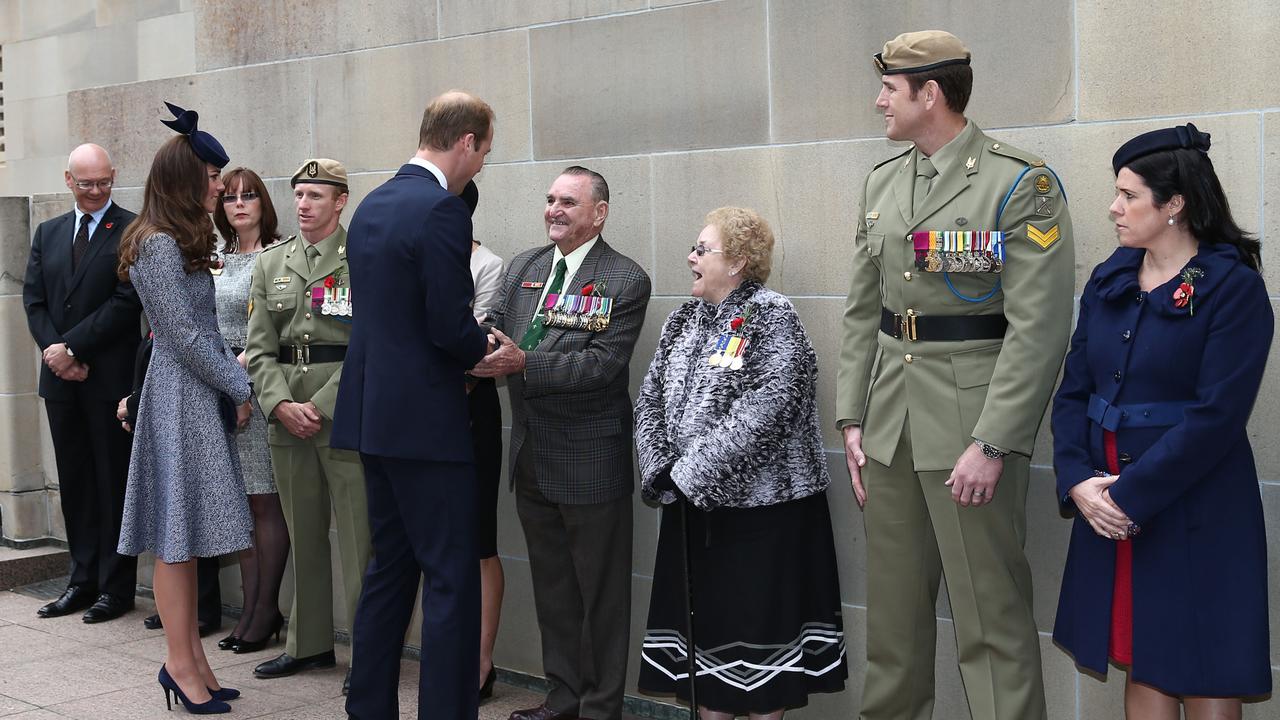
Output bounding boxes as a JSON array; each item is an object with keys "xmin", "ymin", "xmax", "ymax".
[
  {"xmin": 729, "ymin": 270, "xmax": 738, "ymax": 276},
  {"xmin": 1167, "ymin": 215, "xmax": 1176, "ymax": 226}
]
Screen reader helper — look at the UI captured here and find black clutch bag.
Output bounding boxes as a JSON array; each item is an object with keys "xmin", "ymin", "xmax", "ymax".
[{"xmin": 217, "ymin": 393, "xmax": 238, "ymax": 433}]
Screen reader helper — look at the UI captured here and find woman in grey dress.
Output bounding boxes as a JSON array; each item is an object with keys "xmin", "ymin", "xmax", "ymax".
[
  {"xmin": 210, "ymin": 166, "xmax": 290, "ymax": 655},
  {"xmin": 117, "ymin": 107, "xmax": 251, "ymax": 714}
]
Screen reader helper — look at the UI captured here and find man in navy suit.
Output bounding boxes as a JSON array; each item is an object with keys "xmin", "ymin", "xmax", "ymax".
[
  {"xmin": 23, "ymin": 143, "xmax": 142, "ymax": 623},
  {"xmin": 332, "ymin": 91, "xmax": 495, "ymax": 720}
]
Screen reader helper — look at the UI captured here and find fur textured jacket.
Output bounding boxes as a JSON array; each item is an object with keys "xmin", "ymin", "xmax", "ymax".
[{"xmin": 635, "ymin": 282, "xmax": 830, "ymax": 510}]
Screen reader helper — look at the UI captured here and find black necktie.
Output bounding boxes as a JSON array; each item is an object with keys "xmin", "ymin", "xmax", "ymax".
[{"xmin": 73, "ymin": 214, "xmax": 91, "ymax": 271}]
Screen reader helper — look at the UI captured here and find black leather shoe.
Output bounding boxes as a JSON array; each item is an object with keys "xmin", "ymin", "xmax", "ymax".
[
  {"xmin": 198, "ymin": 620, "xmax": 222, "ymax": 637},
  {"xmin": 37, "ymin": 586, "xmax": 96, "ymax": 618},
  {"xmin": 253, "ymin": 651, "xmax": 336, "ymax": 679},
  {"xmin": 342, "ymin": 668, "xmax": 351, "ymax": 696},
  {"xmin": 507, "ymin": 704, "xmax": 578, "ymax": 720},
  {"xmin": 143, "ymin": 613, "xmax": 163, "ymax": 630},
  {"xmin": 83, "ymin": 594, "xmax": 135, "ymax": 623}
]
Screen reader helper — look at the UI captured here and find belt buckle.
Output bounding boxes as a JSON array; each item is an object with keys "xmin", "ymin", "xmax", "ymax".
[
  {"xmin": 900, "ymin": 310, "xmax": 919, "ymax": 341},
  {"xmin": 292, "ymin": 343, "xmax": 310, "ymax": 365}
]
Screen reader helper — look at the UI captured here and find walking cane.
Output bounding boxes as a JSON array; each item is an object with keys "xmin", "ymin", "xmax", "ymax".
[{"xmin": 679, "ymin": 498, "xmax": 698, "ymax": 719}]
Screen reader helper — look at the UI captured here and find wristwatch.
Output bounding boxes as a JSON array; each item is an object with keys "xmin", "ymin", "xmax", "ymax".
[
  {"xmin": 65, "ymin": 345, "xmax": 75, "ymax": 358},
  {"xmin": 975, "ymin": 440, "xmax": 1009, "ymax": 459}
]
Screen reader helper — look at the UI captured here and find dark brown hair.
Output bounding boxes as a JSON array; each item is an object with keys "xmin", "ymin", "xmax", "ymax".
[
  {"xmin": 118, "ymin": 135, "xmax": 219, "ymax": 279},
  {"xmin": 213, "ymin": 167, "xmax": 281, "ymax": 253},
  {"xmin": 905, "ymin": 63, "xmax": 973, "ymax": 114},
  {"xmin": 418, "ymin": 91, "xmax": 494, "ymax": 152}
]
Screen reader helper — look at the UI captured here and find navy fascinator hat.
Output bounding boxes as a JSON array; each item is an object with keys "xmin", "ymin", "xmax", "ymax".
[
  {"xmin": 160, "ymin": 101, "xmax": 230, "ymax": 169},
  {"xmin": 1111, "ymin": 123, "xmax": 1210, "ymax": 174}
]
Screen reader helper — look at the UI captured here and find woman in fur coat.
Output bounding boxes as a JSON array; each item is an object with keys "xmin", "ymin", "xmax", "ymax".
[{"xmin": 635, "ymin": 207, "xmax": 847, "ymax": 719}]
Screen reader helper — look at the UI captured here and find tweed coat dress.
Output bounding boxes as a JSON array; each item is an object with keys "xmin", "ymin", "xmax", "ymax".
[
  {"xmin": 1051, "ymin": 242, "xmax": 1272, "ymax": 696},
  {"xmin": 118, "ymin": 233, "xmax": 253, "ymax": 563}
]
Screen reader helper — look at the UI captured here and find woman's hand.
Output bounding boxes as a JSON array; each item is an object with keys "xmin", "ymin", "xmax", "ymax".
[
  {"xmin": 237, "ymin": 350, "xmax": 248, "ymax": 369},
  {"xmin": 236, "ymin": 400, "xmax": 252, "ymax": 432},
  {"xmin": 116, "ymin": 395, "xmax": 133, "ymax": 433},
  {"xmin": 1068, "ymin": 474, "xmax": 1132, "ymax": 540}
]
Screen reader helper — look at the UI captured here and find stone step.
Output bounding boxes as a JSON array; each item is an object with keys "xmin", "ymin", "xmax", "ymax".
[{"xmin": 0, "ymin": 544, "xmax": 70, "ymax": 591}]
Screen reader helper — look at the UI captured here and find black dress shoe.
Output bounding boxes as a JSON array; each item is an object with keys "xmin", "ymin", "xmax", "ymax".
[
  {"xmin": 198, "ymin": 620, "xmax": 222, "ymax": 637},
  {"xmin": 143, "ymin": 613, "xmax": 163, "ymax": 630},
  {"xmin": 37, "ymin": 586, "xmax": 96, "ymax": 618},
  {"xmin": 253, "ymin": 650, "xmax": 336, "ymax": 679},
  {"xmin": 507, "ymin": 704, "xmax": 578, "ymax": 720},
  {"xmin": 342, "ymin": 668, "xmax": 351, "ymax": 696},
  {"xmin": 83, "ymin": 594, "xmax": 135, "ymax": 623}
]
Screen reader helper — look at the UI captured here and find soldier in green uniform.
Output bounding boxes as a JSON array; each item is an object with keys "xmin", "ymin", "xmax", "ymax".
[
  {"xmin": 246, "ymin": 159, "xmax": 370, "ymax": 691},
  {"xmin": 836, "ymin": 32, "xmax": 1074, "ymax": 720}
]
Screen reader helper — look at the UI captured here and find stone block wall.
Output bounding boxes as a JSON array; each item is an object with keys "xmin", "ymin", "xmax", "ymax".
[{"xmin": 0, "ymin": 1, "xmax": 1276, "ymax": 717}]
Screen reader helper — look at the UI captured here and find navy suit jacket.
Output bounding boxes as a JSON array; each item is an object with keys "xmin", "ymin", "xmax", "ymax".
[
  {"xmin": 23, "ymin": 202, "xmax": 141, "ymax": 403},
  {"xmin": 1050, "ymin": 242, "xmax": 1272, "ymax": 696},
  {"xmin": 331, "ymin": 164, "xmax": 489, "ymax": 461}
]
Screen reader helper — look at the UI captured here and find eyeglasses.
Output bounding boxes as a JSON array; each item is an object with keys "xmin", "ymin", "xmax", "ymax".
[
  {"xmin": 690, "ymin": 244, "xmax": 725, "ymax": 256},
  {"xmin": 220, "ymin": 191, "xmax": 260, "ymax": 204},
  {"xmin": 69, "ymin": 175, "xmax": 113, "ymax": 191}
]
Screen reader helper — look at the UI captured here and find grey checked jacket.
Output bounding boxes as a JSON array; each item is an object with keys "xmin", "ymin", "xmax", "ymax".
[{"xmin": 489, "ymin": 238, "xmax": 652, "ymax": 504}]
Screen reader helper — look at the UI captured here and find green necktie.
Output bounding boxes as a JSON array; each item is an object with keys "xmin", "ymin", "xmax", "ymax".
[
  {"xmin": 519, "ymin": 258, "xmax": 568, "ymax": 351},
  {"xmin": 305, "ymin": 243, "xmax": 320, "ymax": 272},
  {"xmin": 913, "ymin": 156, "xmax": 937, "ymax": 216}
]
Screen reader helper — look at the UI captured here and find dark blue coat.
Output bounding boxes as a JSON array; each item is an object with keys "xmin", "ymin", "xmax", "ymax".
[
  {"xmin": 331, "ymin": 164, "xmax": 489, "ymax": 461},
  {"xmin": 1051, "ymin": 242, "xmax": 1272, "ymax": 696}
]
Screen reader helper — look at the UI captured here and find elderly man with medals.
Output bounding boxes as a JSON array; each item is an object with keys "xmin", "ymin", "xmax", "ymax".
[{"xmin": 836, "ymin": 31, "xmax": 1075, "ymax": 720}]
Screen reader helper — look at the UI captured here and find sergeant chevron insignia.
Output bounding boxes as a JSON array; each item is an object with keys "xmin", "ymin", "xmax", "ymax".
[{"xmin": 1026, "ymin": 223, "xmax": 1061, "ymax": 249}]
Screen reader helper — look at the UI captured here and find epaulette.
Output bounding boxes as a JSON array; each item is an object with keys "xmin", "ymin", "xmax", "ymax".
[
  {"xmin": 987, "ymin": 141, "xmax": 1045, "ymax": 168},
  {"xmin": 263, "ymin": 236, "xmax": 295, "ymax": 252},
  {"xmin": 872, "ymin": 145, "xmax": 914, "ymax": 171}
]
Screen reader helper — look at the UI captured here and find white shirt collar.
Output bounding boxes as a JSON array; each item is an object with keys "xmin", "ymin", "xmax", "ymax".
[
  {"xmin": 407, "ymin": 157, "xmax": 448, "ymax": 190},
  {"xmin": 73, "ymin": 199, "xmax": 113, "ymax": 241}
]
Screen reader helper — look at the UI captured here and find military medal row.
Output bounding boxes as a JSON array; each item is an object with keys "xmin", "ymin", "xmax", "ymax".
[{"xmin": 913, "ymin": 230, "xmax": 1005, "ymax": 273}]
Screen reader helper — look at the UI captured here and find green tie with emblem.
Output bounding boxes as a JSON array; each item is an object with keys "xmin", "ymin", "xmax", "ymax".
[{"xmin": 519, "ymin": 258, "xmax": 567, "ymax": 351}]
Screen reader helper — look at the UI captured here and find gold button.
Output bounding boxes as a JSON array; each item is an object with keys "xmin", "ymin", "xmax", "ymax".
[
  {"xmin": 904, "ymin": 354, "xmax": 914, "ymax": 363},
  {"xmin": 303, "ymin": 333, "xmax": 310, "ymax": 341},
  {"xmin": 905, "ymin": 233, "xmax": 912, "ymax": 241},
  {"xmin": 903, "ymin": 271, "xmax": 913, "ymax": 281},
  {"xmin": 301, "ymin": 366, "xmax": 309, "ymax": 374},
  {"xmin": 305, "ymin": 312, "xmax": 312, "ymax": 320},
  {"xmin": 275, "ymin": 302, "xmax": 283, "ymax": 310}
]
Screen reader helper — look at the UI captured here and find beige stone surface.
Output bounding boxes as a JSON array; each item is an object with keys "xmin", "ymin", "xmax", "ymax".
[
  {"xmin": 1026, "ymin": 467, "xmax": 1069, "ymax": 633},
  {"xmin": 193, "ymin": 0, "xmax": 438, "ymax": 71},
  {"xmin": 2, "ymin": 96, "xmax": 69, "ymax": 162},
  {"xmin": 0, "ymin": 393, "xmax": 42, "ymax": 493},
  {"xmin": 5, "ymin": 23, "xmax": 139, "ymax": 103},
  {"xmin": 0, "ymin": 1, "xmax": 23, "ymax": 43},
  {"xmin": 1078, "ymin": 0, "xmax": 1280, "ymax": 120},
  {"xmin": 94, "ymin": 0, "xmax": 185, "ymax": 26},
  {"xmin": 14, "ymin": 0, "xmax": 97, "ymax": 41},
  {"xmin": 1262, "ymin": 113, "xmax": 1280, "ymax": 293},
  {"xmin": 136, "ymin": 10, "xmax": 195, "ymax": 82},
  {"xmin": 0, "ymin": 197, "xmax": 32, "ymax": 296},
  {"xmin": 1248, "ymin": 303, "xmax": 1280, "ymax": 483},
  {"xmin": 68, "ymin": 62, "xmax": 314, "ymax": 187},
  {"xmin": 439, "ymin": 0, "xmax": 646, "ymax": 37},
  {"xmin": 0, "ymin": 158, "xmax": 69, "ymax": 197},
  {"xmin": 826, "ymin": 453, "xmax": 867, "ymax": 608},
  {"xmin": 1265, "ymin": 483, "xmax": 1280, "ymax": 677},
  {"xmin": 0, "ymin": 488, "xmax": 49, "ymax": 540},
  {"xmin": 0, "ymin": 298, "xmax": 37, "ymax": 397},
  {"xmin": 529, "ymin": 0, "xmax": 769, "ymax": 159},
  {"xmin": 311, "ymin": 30, "xmax": 531, "ymax": 174},
  {"xmin": 792, "ymin": 297, "xmax": 844, "ymax": 450},
  {"xmin": 769, "ymin": 0, "xmax": 1075, "ymax": 144}
]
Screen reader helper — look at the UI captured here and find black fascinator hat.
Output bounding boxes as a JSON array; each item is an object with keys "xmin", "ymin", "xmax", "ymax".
[
  {"xmin": 1112, "ymin": 123, "xmax": 1211, "ymax": 174},
  {"xmin": 161, "ymin": 101, "xmax": 230, "ymax": 169}
]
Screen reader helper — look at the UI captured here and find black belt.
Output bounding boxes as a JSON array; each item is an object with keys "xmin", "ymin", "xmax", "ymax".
[
  {"xmin": 278, "ymin": 344, "xmax": 347, "ymax": 364},
  {"xmin": 880, "ymin": 307, "xmax": 1008, "ymax": 342}
]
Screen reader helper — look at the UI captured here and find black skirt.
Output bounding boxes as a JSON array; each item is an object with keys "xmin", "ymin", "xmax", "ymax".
[
  {"xmin": 468, "ymin": 377, "xmax": 503, "ymax": 559},
  {"xmin": 638, "ymin": 490, "xmax": 847, "ymax": 715}
]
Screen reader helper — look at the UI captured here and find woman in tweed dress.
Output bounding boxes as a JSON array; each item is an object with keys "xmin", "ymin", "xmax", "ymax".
[
  {"xmin": 210, "ymin": 167, "xmax": 289, "ymax": 654},
  {"xmin": 117, "ymin": 109, "xmax": 252, "ymax": 713}
]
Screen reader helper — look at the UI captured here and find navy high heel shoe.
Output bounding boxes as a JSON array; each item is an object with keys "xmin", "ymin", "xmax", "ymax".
[
  {"xmin": 157, "ymin": 666, "xmax": 230, "ymax": 714},
  {"xmin": 208, "ymin": 686, "xmax": 240, "ymax": 702}
]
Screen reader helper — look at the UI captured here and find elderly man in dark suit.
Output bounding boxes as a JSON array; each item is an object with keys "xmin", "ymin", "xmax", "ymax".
[
  {"xmin": 332, "ymin": 90, "xmax": 495, "ymax": 720},
  {"xmin": 23, "ymin": 143, "xmax": 142, "ymax": 622},
  {"xmin": 473, "ymin": 166, "xmax": 652, "ymax": 720}
]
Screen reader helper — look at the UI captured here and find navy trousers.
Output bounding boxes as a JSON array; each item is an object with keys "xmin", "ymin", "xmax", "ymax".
[{"xmin": 345, "ymin": 454, "xmax": 479, "ymax": 720}]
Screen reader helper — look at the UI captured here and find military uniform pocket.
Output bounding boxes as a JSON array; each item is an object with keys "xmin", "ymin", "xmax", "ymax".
[
  {"xmin": 950, "ymin": 344, "xmax": 1000, "ymax": 434},
  {"xmin": 266, "ymin": 293, "xmax": 297, "ymax": 313}
]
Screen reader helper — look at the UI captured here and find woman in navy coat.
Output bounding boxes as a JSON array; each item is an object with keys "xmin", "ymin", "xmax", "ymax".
[{"xmin": 1052, "ymin": 124, "xmax": 1272, "ymax": 719}]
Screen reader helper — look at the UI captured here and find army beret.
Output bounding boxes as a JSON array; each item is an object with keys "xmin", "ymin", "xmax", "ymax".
[
  {"xmin": 874, "ymin": 30, "xmax": 972, "ymax": 75},
  {"xmin": 1111, "ymin": 123, "xmax": 1211, "ymax": 174},
  {"xmin": 291, "ymin": 158, "xmax": 348, "ymax": 189},
  {"xmin": 160, "ymin": 101, "xmax": 229, "ymax": 168}
]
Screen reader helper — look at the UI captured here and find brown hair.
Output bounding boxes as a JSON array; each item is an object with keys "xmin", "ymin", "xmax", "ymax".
[
  {"xmin": 213, "ymin": 167, "xmax": 282, "ymax": 253},
  {"xmin": 418, "ymin": 91, "xmax": 495, "ymax": 152},
  {"xmin": 905, "ymin": 63, "xmax": 973, "ymax": 114},
  {"xmin": 118, "ymin": 135, "xmax": 219, "ymax": 279},
  {"xmin": 705, "ymin": 206, "xmax": 774, "ymax": 284}
]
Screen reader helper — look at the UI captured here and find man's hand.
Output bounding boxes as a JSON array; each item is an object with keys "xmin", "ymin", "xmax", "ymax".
[
  {"xmin": 1068, "ymin": 475, "xmax": 1132, "ymax": 540},
  {"xmin": 116, "ymin": 395, "xmax": 132, "ymax": 433},
  {"xmin": 56, "ymin": 362, "xmax": 89, "ymax": 382},
  {"xmin": 43, "ymin": 343, "xmax": 76, "ymax": 374},
  {"xmin": 945, "ymin": 443, "xmax": 1003, "ymax": 507},
  {"xmin": 237, "ymin": 350, "xmax": 248, "ymax": 369},
  {"xmin": 272, "ymin": 400, "xmax": 322, "ymax": 439},
  {"xmin": 843, "ymin": 425, "xmax": 868, "ymax": 509},
  {"xmin": 236, "ymin": 401, "xmax": 253, "ymax": 432},
  {"xmin": 470, "ymin": 328, "xmax": 526, "ymax": 378}
]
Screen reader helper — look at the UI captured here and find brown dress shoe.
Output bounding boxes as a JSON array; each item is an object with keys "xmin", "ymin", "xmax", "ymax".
[{"xmin": 507, "ymin": 704, "xmax": 578, "ymax": 720}]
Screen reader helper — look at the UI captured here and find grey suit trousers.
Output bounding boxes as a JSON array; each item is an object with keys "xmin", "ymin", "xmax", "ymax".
[{"xmin": 516, "ymin": 442, "xmax": 633, "ymax": 720}]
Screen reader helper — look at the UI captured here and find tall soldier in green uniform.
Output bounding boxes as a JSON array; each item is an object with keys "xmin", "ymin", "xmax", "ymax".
[
  {"xmin": 836, "ymin": 32, "xmax": 1074, "ymax": 720},
  {"xmin": 247, "ymin": 159, "xmax": 370, "ymax": 691}
]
